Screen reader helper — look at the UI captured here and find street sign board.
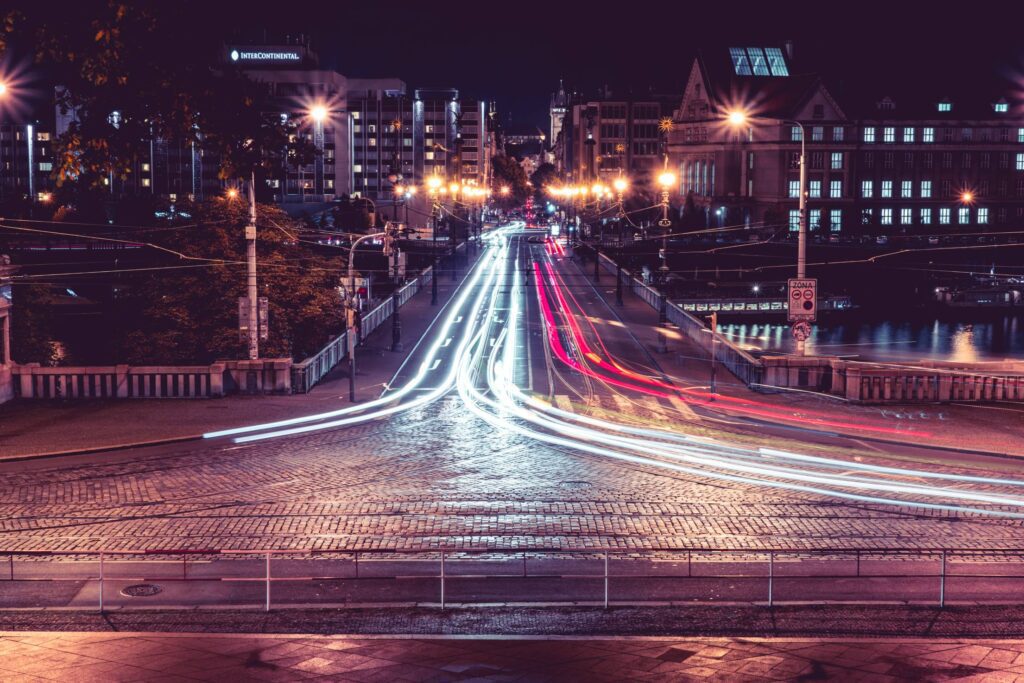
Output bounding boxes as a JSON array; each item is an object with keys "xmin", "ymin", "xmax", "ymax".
[
  {"xmin": 787, "ymin": 278, "xmax": 817, "ymax": 322},
  {"xmin": 258, "ymin": 297, "xmax": 269, "ymax": 341},
  {"xmin": 238, "ymin": 296, "xmax": 250, "ymax": 342}
]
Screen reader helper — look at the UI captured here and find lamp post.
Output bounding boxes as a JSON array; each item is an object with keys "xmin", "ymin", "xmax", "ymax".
[
  {"xmin": 448, "ymin": 182, "xmax": 460, "ymax": 281},
  {"xmin": 613, "ymin": 175, "xmax": 629, "ymax": 306},
  {"xmin": 242, "ymin": 176, "xmax": 259, "ymax": 361},
  {"xmin": 347, "ymin": 230, "xmax": 388, "ymax": 401},
  {"xmin": 728, "ymin": 110, "xmax": 809, "ymax": 354},
  {"xmin": 427, "ymin": 175, "xmax": 443, "ymax": 305},
  {"xmin": 657, "ymin": 169, "xmax": 676, "ymax": 278},
  {"xmin": 309, "ymin": 105, "xmax": 327, "ymax": 200}
]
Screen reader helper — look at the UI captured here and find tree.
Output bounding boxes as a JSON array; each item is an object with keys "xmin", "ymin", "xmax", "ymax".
[
  {"xmin": 529, "ymin": 162, "xmax": 559, "ymax": 196},
  {"xmin": 0, "ymin": 2, "xmax": 316, "ymax": 200},
  {"xmin": 491, "ymin": 154, "xmax": 530, "ymax": 207},
  {"xmin": 681, "ymin": 191, "xmax": 706, "ymax": 230},
  {"xmin": 113, "ymin": 200, "xmax": 344, "ymax": 364}
]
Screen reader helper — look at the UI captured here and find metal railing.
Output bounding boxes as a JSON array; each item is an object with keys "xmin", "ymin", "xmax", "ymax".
[
  {"xmin": 290, "ymin": 268, "xmax": 428, "ymax": 394},
  {"xmin": 597, "ymin": 252, "xmax": 763, "ymax": 387},
  {"xmin": 3, "ymin": 546, "xmax": 1023, "ymax": 612}
]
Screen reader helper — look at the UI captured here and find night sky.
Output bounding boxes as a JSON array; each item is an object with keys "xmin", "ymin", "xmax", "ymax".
[{"xmin": 214, "ymin": 0, "xmax": 1024, "ymax": 128}]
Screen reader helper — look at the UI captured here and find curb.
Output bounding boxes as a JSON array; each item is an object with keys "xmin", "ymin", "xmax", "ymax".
[{"xmin": 0, "ymin": 433, "xmax": 205, "ymax": 464}]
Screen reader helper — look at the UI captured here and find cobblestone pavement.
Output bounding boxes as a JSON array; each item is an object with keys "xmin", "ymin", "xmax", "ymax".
[
  {"xmin": 0, "ymin": 391, "xmax": 1022, "ymax": 554},
  {"xmin": 4, "ymin": 628, "xmax": 1024, "ymax": 681},
  {"xmin": 0, "ymin": 233, "xmax": 1022, "ymax": 558}
]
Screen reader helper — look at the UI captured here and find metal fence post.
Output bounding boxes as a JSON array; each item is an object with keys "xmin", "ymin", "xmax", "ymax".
[
  {"xmin": 603, "ymin": 551, "xmax": 610, "ymax": 609},
  {"xmin": 98, "ymin": 552, "xmax": 104, "ymax": 613},
  {"xmin": 265, "ymin": 553, "xmax": 271, "ymax": 612},
  {"xmin": 768, "ymin": 552, "xmax": 774, "ymax": 607},
  {"xmin": 939, "ymin": 550, "xmax": 946, "ymax": 608},
  {"xmin": 440, "ymin": 551, "xmax": 446, "ymax": 610}
]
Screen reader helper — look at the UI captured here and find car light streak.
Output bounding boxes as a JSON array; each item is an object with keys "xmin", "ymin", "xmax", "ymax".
[
  {"xmin": 206, "ymin": 224, "xmax": 520, "ymax": 442},
  {"xmin": 451, "ymin": 248, "xmax": 1024, "ymax": 518}
]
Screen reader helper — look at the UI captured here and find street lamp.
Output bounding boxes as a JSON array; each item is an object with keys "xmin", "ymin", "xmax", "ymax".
[
  {"xmin": 308, "ymin": 104, "xmax": 328, "ymax": 200},
  {"xmin": 728, "ymin": 109, "xmax": 810, "ymax": 355},
  {"xmin": 427, "ymin": 175, "xmax": 443, "ymax": 305},
  {"xmin": 612, "ymin": 175, "xmax": 629, "ymax": 305},
  {"xmin": 657, "ymin": 170, "xmax": 676, "ymax": 275}
]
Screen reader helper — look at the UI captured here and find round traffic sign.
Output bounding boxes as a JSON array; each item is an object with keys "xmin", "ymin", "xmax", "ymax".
[
  {"xmin": 658, "ymin": 219, "xmax": 672, "ymax": 227},
  {"xmin": 791, "ymin": 321, "xmax": 812, "ymax": 341}
]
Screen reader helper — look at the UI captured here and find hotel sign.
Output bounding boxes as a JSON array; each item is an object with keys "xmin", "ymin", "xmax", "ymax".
[{"xmin": 227, "ymin": 46, "xmax": 304, "ymax": 64}]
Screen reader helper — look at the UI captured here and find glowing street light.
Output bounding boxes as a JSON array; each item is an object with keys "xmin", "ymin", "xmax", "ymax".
[
  {"xmin": 309, "ymin": 105, "xmax": 328, "ymax": 123},
  {"xmin": 612, "ymin": 177, "xmax": 629, "ymax": 196},
  {"xmin": 657, "ymin": 171, "xmax": 677, "ymax": 189},
  {"xmin": 728, "ymin": 107, "xmax": 810, "ymax": 355},
  {"xmin": 500, "ymin": 185, "xmax": 510, "ymax": 196},
  {"xmin": 226, "ymin": 188, "xmax": 239, "ymax": 200},
  {"xmin": 0, "ymin": 82, "xmax": 7, "ymax": 97},
  {"xmin": 960, "ymin": 191, "xmax": 975, "ymax": 204}
]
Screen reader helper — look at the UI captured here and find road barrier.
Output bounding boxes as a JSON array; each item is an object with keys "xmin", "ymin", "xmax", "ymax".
[{"xmin": 2, "ymin": 546, "xmax": 1023, "ymax": 612}]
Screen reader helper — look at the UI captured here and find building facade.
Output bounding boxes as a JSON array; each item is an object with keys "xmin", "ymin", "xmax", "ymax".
[{"xmin": 667, "ymin": 46, "xmax": 1024, "ymax": 233}]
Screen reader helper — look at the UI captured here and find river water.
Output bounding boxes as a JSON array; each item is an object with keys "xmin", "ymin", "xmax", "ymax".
[{"xmin": 718, "ymin": 313, "xmax": 1024, "ymax": 362}]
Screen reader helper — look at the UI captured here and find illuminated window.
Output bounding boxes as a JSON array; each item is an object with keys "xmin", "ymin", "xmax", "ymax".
[
  {"xmin": 810, "ymin": 209, "xmax": 821, "ymax": 230},
  {"xmin": 36, "ymin": 132, "xmax": 50, "ymax": 141},
  {"xmin": 368, "ymin": 138, "xmax": 376, "ymax": 146},
  {"xmin": 920, "ymin": 207, "xmax": 932, "ymax": 224},
  {"xmin": 861, "ymin": 180, "xmax": 873, "ymax": 198},
  {"xmin": 353, "ymin": 164, "xmax": 362, "ymax": 172},
  {"xmin": 901, "ymin": 180, "xmax": 912, "ymax": 198},
  {"xmin": 937, "ymin": 101, "xmax": 952, "ymax": 112},
  {"xmin": 351, "ymin": 111, "xmax": 359, "ymax": 119},
  {"xmin": 141, "ymin": 178, "xmax": 150, "ymax": 187},
  {"xmin": 791, "ymin": 126, "xmax": 803, "ymax": 141},
  {"xmin": 994, "ymin": 102, "xmax": 1008, "ymax": 113},
  {"xmin": 939, "ymin": 207, "xmax": 951, "ymax": 224},
  {"xmin": 1017, "ymin": 153, "xmax": 1024, "ymax": 170},
  {"xmin": 863, "ymin": 127, "xmax": 875, "ymax": 143},
  {"xmin": 812, "ymin": 126, "xmax": 823, "ymax": 141},
  {"xmin": 788, "ymin": 209, "xmax": 800, "ymax": 231},
  {"xmin": 903, "ymin": 127, "xmax": 915, "ymax": 143},
  {"xmin": 38, "ymin": 162, "xmax": 52, "ymax": 171},
  {"xmin": 830, "ymin": 209, "xmax": 842, "ymax": 231},
  {"xmin": 921, "ymin": 180, "xmax": 932, "ymax": 198},
  {"xmin": 746, "ymin": 47, "xmax": 770, "ymax": 76},
  {"xmin": 881, "ymin": 180, "xmax": 893, "ymax": 198},
  {"xmin": 788, "ymin": 180, "xmax": 800, "ymax": 198},
  {"xmin": 764, "ymin": 47, "xmax": 789, "ymax": 76},
  {"xmin": 978, "ymin": 207, "xmax": 989, "ymax": 224},
  {"xmin": 958, "ymin": 207, "xmax": 970, "ymax": 224},
  {"xmin": 923, "ymin": 127, "xmax": 934, "ymax": 143},
  {"xmin": 730, "ymin": 48, "xmax": 752, "ymax": 75},
  {"xmin": 832, "ymin": 126, "xmax": 844, "ymax": 141},
  {"xmin": 141, "ymin": 163, "xmax": 150, "ymax": 172},
  {"xmin": 1018, "ymin": 128, "xmax": 1024, "ymax": 143},
  {"xmin": 881, "ymin": 207, "xmax": 893, "ymax": 224},
  {"xmin": 830, "ymin": 180, "xmax": 842, "ymax": 198},
  {"xmin": 883, "ymin": 127, "xmax": 895, "ymax": 143},
  {"xmin": 861, "ymin": 208, "xmax": 873, "ymax": 225},
  {"xmin": 831, "ymin": 152, "xmax": 844, "ymax": 169},
  {"xmin": 900, "ymin": 208, "xmax": 912, "ymax": 224},
  {"xmin": 809, "ymin": 180, "xmax": 821, "ymax": 198}
]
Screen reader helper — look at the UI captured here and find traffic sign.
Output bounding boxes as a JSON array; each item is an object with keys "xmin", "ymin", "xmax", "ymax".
[
  {"xmin": 787, "ymin": 278, "xmax": 817, "ymax": 322},
  {"xmin": 791, "ymin": 320, "xmax": 812, "ymax": 342},
  {"xmin": 658, "ymin": 218, "xmax": 672, "ymax": 227}
]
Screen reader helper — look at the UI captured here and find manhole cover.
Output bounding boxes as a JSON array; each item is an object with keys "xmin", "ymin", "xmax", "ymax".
[
  {"xmin": 120, "ymin": 583, "xmax": 162, "ymax": 597},
  {"xmin": 560, "ymin": 480, "xmax": 592, "ymax": 489}
]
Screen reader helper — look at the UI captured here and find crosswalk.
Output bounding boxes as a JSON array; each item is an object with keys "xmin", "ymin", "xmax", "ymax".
[{"xmin": 545, "ymin": 394, "xmax": 700, "ymax": 426}]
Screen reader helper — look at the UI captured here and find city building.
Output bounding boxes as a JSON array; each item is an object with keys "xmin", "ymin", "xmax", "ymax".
[
  {"xmin": 550, "ymin": 81, "xmax": 567, "ymax": 146},
  {"xmin": 0, "ymin": 120, "xmax": 56, "ymax": 204},
  {"xmin": 347, "ymin": 79, "xmax": 414, "ymax": 202},
  {"xmin": 666, "ymin": 46, "xmax": 1024, "ymax": 232},
  {"xmin": 458, "ymin": 99, "xmax": 491, "ymax": 187},
  {"xmin": 554, "ymin": 88, "xmax": 675, "ymax": 187}
]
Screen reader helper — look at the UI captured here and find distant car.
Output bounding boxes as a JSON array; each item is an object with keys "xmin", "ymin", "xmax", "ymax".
[
  {"xmin": 828, "ymin": 235, "xmax": 840, "ymax": 243},
  {"xmin": 928, "ymin": 236, "xmax": 940, "ymax": 245},
  {"xmin": 876, "ymin": 235, "xmax": 889, "ymax": 245}
]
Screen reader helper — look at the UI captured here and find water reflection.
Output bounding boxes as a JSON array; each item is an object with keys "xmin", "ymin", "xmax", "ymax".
[{"xmin": 719, "ymin": 314, "xmax": 1024, "ymax": 361}]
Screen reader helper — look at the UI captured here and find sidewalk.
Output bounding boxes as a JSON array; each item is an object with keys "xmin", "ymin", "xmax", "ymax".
[
  {"xmin": 4, "ymin": 625, "xmax": 1024, "ymax": 681},
  {"xmin": 565, "ymin": 248, "xmax": 1024, "ymax": 458},
  {"xmin": 0, "ymin": 249, "xmax": 478, "ymax": 461}
]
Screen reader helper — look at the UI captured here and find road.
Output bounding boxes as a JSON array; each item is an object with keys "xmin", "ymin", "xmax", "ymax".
[{"xmin": 2, "ymin": 226, "xmax": 1024, "ymax": 608}]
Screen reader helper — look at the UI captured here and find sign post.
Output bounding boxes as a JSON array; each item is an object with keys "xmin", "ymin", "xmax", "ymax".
[{"xmin": 787, "ymin": 278, "xmax": 817, "ymax": 355}]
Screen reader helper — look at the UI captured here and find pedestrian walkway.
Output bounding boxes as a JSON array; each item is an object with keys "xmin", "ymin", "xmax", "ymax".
[
  {"xmin": 0, "ymin": 249, "xmax": 480, "ymax": 461},
  {"xmin": 568, "ymin": 248, "xmax": 1024, "ymax": 457},
  {"xmin": 3, "ymin": 630, "xmax": 1024, "ymax": 681}
]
